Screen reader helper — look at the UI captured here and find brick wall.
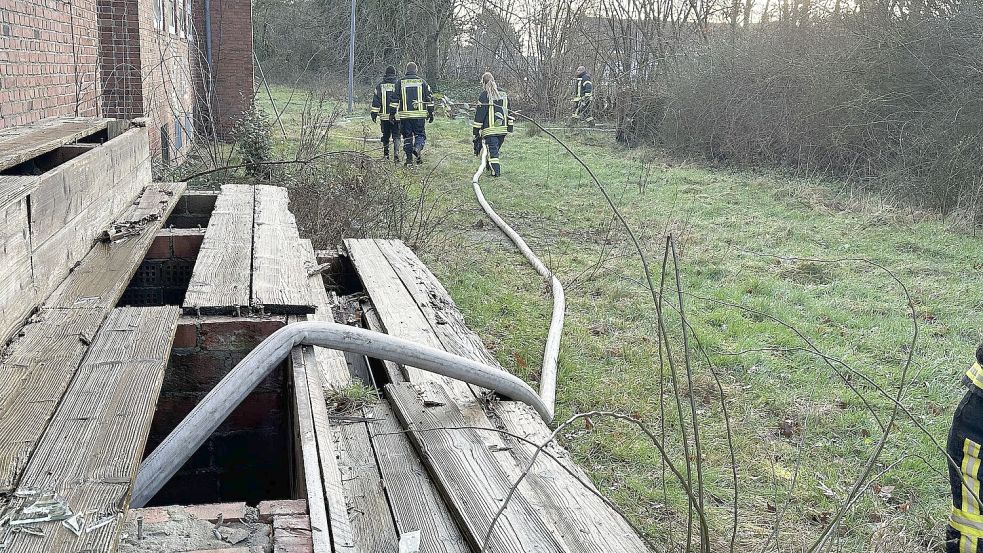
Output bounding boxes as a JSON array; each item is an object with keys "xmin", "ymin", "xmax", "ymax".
[
  {"xmin": 97, "ymin": 0, "xmax": 143, "ymax": 118},
  {"xmin": 194, "ymin": 0, "xmax": 253, "ymax": 140},
  {"xmin": 0, "ymin": 0, "xmax": 101, "ymax": 128}
]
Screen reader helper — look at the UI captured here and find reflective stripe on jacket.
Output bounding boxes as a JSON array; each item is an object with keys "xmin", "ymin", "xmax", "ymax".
[{"xmin": 472, "ymin": 90, "xmax": 514, "ymax": 138}]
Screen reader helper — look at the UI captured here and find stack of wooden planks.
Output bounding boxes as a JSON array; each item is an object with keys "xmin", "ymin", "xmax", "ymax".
[
  {"xmin": 0, "ymin": 118, "xmax": 185, "ymax": 551},
  {"xmin": 0, "ymin": 119, "xmax": 152, "ymax": 345},
  {"xmin": 183, "ymin": 184, "xmax": 315, "ymax": 315}
]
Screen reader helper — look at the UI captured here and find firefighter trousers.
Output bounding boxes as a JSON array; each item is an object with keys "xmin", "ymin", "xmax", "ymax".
[
  {"xmin": 484, "ymin": 135, "xmax": 505, "ymax": 176},
  {"xmin": 380, "ymin": 120, "xmax": 400, "ymax": 155},
  {"xmin": 947, "ymin": 389, "xmax": 983, "ymax": 553},
  {"xmin": 400, "ymin": 118, "xmax": 427, "ymax": 158}
]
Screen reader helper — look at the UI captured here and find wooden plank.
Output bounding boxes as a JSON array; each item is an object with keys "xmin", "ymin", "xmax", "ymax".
[
  {"xmin": 386, "ymin": 381, "xmax": 563, "ymax": 553},
  {"xmin": 305, "ymin": 346, "xmax": 358, "ymax": 553},
  {"xmin": 0, "ymin": 308, "xmax": 105, "ymax": 492},
  {"xmin": 48, "ymin": 183, "xmax": 187, "ymax": 309},
  {"xmin": 375, "ymin": 239, "xmax": 651, "ymax": 553},
  {"xmin": 252, "ymin": 185, "xmax": 315, "ymax": 314},
  {"xmin": 331, "ymin": 408, "xmax": 399, "ymax": 553},
  {"xmin": 183, "ymin": 184, "xmax": 255, "ymax": 314},
  {"xmin": 0, "ymin": 186, "xmax": 183, "ymax": 493},
  {"xmin": 29, "ymin": 128, "xmax": 152, "ymax": 303},
  {"xmin": 291, "ymin": 348, "xmax": 334, "ymax": 553},
  {"xmin": 344, "ymin": 239, "xmax": 472, "ymax": 403},
  {"xmin": 0, "ymin": 117, "xmax": 112, "ymax": 171},
  {"xmin": 6, "ymin": 306, "xmax": 179, "ymax": 552},
  {"xmin": 28, "ymin": 127, "xmax": 150, "ymax": 247},
  {"xmin": 0, "ymin": 196, "xmax": 36, "ymax": 347},
  {"xmin": 0, "ymin": 175, "xmax": 40, "ymax": 209},
  {"xmin": 366, "ymin": 400, "xmax": 470, "ymax": 553}
]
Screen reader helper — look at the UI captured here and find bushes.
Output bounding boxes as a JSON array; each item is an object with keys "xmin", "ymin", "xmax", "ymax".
[
  {"xmin": 623, "ymin": 5, "xmax": 983, "ymax": 215},
  {"xmin": 231, "ymin": 105, "xmax": 274, "ymax": 181}
]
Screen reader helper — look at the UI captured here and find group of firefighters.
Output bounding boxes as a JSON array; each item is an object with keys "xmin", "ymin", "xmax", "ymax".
[{"xmin": 370, "ymin": 62, "xmax": 593, "ymax": 177}]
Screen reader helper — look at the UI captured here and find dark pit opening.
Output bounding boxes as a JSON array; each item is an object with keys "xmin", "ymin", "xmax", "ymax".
[
  {"xmin": 164, "ymin": 190, "xmax": 218, "ymax": 229},
  {"xmin": 1, "ymin": 143, "xmax": 101, "ymax": 175},
  {"xmin": 143, "ymin": 317, "xmax": 297, "ymax": 507}
]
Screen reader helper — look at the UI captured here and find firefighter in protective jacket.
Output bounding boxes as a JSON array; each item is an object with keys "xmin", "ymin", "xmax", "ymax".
[
  {"xmin": 946, "ymin": 344, "xmax": 983, "ymax": 553},
  {"xmin": 471, "ymin": 72, "xmax": 513, "ymax": 177},
  {"xmin": 371, "ymin": 65, "xmax": 401, "ymax": 162},
  {"xmin": 570, "ymin": 65, "xmax": 593, "ymax": 123},
  {"xmin": 389, "ymin": 62, "xmax": 434, "ymax": 166}
]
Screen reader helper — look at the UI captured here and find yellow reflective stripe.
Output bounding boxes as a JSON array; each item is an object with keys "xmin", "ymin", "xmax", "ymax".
[
  {"xmin": 472, "ymin": 122, "xmax": 483, "ymax": 128},
  {"xmin": 965, "ymin": 439, "xmax": 983, "ymax": 515},
  {"xmin": 489, "ymin": 158, "xmax": 500, "ymax": 162},
  {"xmin": 963, "ymin": 533, "xmax": 978, "ymax": 553},
  {"xmin": 951, "ymin": 509, "xmax": 983, "ymax": 541},
  {"xmin": 371, "ymin": 107, "xmax": 381, "ymax": 113},
  {"xmin": 967, "ymin": 363, "xmax": 983, "ymax": 389}
]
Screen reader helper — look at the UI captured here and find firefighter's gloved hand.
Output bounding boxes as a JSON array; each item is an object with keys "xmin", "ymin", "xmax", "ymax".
[
  {"xmin": 473, "ymin": 137, "xmax": 482, "ymax": 157},
  {"xmin": 389, "ymin": 113, "xmax": 396, "ymax": 123},
  {"xmin": 371, "ymin": 112, "xmax": 378, "ymax": 123}
]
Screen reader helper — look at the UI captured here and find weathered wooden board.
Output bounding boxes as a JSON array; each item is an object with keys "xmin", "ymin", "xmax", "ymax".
[
  {"xmin": 366, "ymin": 400, "xmax": 470, "ymax": 553},
  {"xmin": 291, "ymin": 348, "xmax": 334, "ymax": 553},
  {"xmin": 0, "ymin": 196, "xmax": 36, "ymax": 347},
  {"xmin": 0, "ymin": 308, "xmax": 105, "ymax": 492},
  {"xmin": 252, "ymin": 185, "xmax": 315, "ymax": 314},
  {"xmin": 29, "ymin": 128, "xmax": 152, "ymax": 303},
  {"xmin": 183, "ymin": 184, "xmax": 255, "ymax": 314},
  {"xmin": 28, "ymin": 127, "xmax": 150, "ymax": 247},
  {"xmin": 48, "ymin": 183, "xmax": 187, "ymax": 309},
  {"xmin": 386, "ymin": 381, "xmax": 563, "ymax": 553},
  {"xmin": 7, "ymin": 306, "xmax": 179, "ymax": 552},
  {"xmin": 303, "ymin": 346, "xmax": 358, "ymax": 553},
  {"xmin": 377, "ymin": 239, "xmax": 650, "ymax": 552},
  {"xmin": 0, "ymin": 175, "xmax": 40, "ymax": 209},
  {"xmin": 0, "ymin": 117, "xmax": 112, "ymax": 171},
  {"xmin": 360, "ymin": 239, "xmax": 652, "ymax": 552},
  {"xmin": 344, "ymin": 239, "xmax": 470, "ymax": 401},
  {"xmin": 0, "ymin": 185, "xmax": 183, "ymax": 493},
  {"xmin": 331, "ymin": 409, "xmax": 400, "ymax": 553}
]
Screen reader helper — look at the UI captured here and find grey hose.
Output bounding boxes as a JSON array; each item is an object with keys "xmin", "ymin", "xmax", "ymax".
[
  {"xmin": 131, "ymin": 321, "xmax": 552, "ymax": 507},
  {"xmin": 471, "ymin": 145, "xmax": 565, "ymax": 412}
]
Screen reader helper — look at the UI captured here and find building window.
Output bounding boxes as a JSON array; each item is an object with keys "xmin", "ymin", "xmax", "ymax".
[
  {"xmin": 175, "ymin": 120, "xmax": 183, "ymax": 151},
  {"xmin": 185, "ymin": 0, "xmax": 193, "ymax": 39},
  {"xmin": 177, "ymin": 0, "xmax": 185, "ymax": 37},
  {"xmin": 166, "ymin": 0, "xmax": 176, "ymax": 34},
  {"xmin": 154, "ymin": 0, "xmax": 163, "ymax": 29},
  {"xmin": 160, "ymin": 127, "xmax": 171, "ymax": 162}
]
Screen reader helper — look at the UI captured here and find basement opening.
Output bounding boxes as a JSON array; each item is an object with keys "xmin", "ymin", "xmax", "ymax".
[
  {"xmin": 0, "ymin": 143, "xmax": 101, "ymax": 175},
  {"xmin": 118, "ymin": 229, "xmax": 202, "ymax": 307},
  {"xmin": 142, "ymin": 318, "xmax": 297, "ymax": 507}
]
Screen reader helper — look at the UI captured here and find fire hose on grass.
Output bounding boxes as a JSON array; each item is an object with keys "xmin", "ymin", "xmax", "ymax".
[
  {"xmin": 472, "ymin": 144, "xmax": 565, "ymax": 414},
  {"xmin": 131, "ymin": 321, "xmax": 553, "ymax": 508}
]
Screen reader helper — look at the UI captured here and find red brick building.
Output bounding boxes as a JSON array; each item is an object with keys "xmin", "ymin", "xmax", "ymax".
[{"xmin": 0, "ymin": 0, "xmax": 253, "ymax": 160}]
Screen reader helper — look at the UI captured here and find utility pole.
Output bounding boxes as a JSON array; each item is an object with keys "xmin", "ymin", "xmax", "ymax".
[{"xmin": 348, "ymin": 0, "xmax": 356, "ymax": 114}]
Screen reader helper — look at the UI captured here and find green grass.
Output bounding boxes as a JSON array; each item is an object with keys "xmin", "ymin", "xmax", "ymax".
[{"xmin": 258, "ymin": 86, "xmax": 978, "ymax": 550}]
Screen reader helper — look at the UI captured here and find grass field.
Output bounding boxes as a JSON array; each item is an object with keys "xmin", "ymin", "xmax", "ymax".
[{"xmin": 254, "ymin": 86, "xmax": 980, "ymax": 551}]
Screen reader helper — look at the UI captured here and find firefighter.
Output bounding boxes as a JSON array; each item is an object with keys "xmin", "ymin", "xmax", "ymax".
[
  {"xmin": 946, "ymin": 343, "xmax": 983, "ymax": 553},
  {"xmin": 371, "ymin": 65, "xmax": 401, "ymax": 162},
  {"xmin": 570, "ymin": 65, "xmax": 594, "ymax": 124},
  {"xmin": 389, "ymin": 61, "xmax": 434, "ymax": 166},
  {"xmin": 471, "ymin": 72, "xmax": 513, "ymax": 177}
]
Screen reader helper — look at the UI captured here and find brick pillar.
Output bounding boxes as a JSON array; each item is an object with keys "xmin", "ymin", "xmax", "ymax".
[{"xmin": 194, "ymin": 0, "xmax": 254, "ymax": 141}]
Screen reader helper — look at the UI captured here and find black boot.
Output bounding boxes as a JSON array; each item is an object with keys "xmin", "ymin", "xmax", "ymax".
[
  {"xmin": 383, "ymin": 145, "xmax": 390, "ymax": 160},
  {"xmin": 404, "ymin": 154, "xmax": 413, "ymax": 167},
  {"xmin": 414, "ymin": 145, "xmax": 423, "ymax": 164},
  {"xmin": 393, "ymin": 153, "xmax": 400, "ymax": 163}
]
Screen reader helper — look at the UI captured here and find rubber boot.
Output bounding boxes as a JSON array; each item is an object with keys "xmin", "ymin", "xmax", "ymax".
[
  {"xmin": 383, "ymin": 145, "xmax": 390, "ymax": 160},
  {"xmin": 414, "ymin": 144, "xmax": 423, "ymax": 165}
]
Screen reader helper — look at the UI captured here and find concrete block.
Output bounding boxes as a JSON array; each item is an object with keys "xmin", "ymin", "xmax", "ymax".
[
  {"xmin": 185, "ymin": 501, "xmax": 248, "ymax": 522},
  {"xmin": 257, "ymin": 499, "xmax": 307, "ymax": 522},
  {"xmin": 272, "ymin": 515, "xmax": 310, "ymax": 531},
  {"xmin": 126, "ymin": 506, "xmax": 170, "ymax": 525}
]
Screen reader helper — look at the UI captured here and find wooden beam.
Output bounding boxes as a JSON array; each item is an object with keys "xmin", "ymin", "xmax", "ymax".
[
  {"xmin": 252, "ymin": 185, "xmax": 315, "ymax": 314},
  {"xmin": 6, "ymin": 306, "xmax": 179, "ymax": 553},
  {"xmin": 0, "ymin": 117, "xmax": 112, "ymax": 172},
  {"xmin": 183, "ymin": 184, "xmax": 255, "ymax": 315},
  {"xmin": 0, "ymin": 194, "xmax": 35, "ymax": 347},
  {"xmin": 366, "ymin": 400, "xmax": 469, "ymax": 553}
]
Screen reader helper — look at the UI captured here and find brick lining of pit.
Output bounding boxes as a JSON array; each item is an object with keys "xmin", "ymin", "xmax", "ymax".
[{"xmin": 144, "ymin": 316, "xmax": 296, "ymax": 507}]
